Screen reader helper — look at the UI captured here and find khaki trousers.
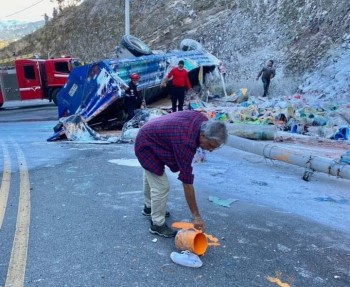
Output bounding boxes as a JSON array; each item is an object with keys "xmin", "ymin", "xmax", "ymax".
[{"xmin": 143, "ymin": 169, "xmax": 170, "ymax": 226}]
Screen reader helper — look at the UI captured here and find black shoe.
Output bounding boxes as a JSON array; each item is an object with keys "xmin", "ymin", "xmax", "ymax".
[
  {"xmin": 142, "ymin": 205, "xmax": 170, "ymax": 217},
  {"xmin": 149, "ymin": 222, "xmax": 177, "ymax": 238}
]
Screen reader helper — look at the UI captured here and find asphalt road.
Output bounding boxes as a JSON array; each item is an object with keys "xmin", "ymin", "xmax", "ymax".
[{"xmin": 0, "ymin": 102, "xmax": 349, "ymax": 287}]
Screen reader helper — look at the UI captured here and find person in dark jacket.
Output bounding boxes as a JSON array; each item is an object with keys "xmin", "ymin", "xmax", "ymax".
[
  {"xmin": 256, "ymin": 60, "xmax": 276, "ymax": 97},
  {"xmin": 162, "ymin": 60, "xmax": 192, "ymax": 112},
  {"xmin": 135, "ymin": 110, "xmax": 228, "ymax": 238},
  {"xmin": 124, "ymin": 73, "xmax": 143, "ymax": 121}
]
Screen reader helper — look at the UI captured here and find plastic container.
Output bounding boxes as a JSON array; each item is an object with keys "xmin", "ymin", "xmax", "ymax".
[{"xmin": 175, "ymin": 229, "xmax": 208, "ymax": 256}]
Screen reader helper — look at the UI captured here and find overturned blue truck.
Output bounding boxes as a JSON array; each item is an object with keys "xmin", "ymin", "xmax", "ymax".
[{"xmin": 48, "ymin": 35, "xmax": 221, "ymax": 141}]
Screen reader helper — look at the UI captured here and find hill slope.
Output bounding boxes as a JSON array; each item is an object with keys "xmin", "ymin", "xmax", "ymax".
[{"xmin": 1, "ymin": 0, "xmax": 349, "ymax": 101}]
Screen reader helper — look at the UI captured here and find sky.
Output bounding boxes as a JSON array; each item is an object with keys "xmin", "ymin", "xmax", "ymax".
[{"xmin": 0, "ymin": 0, "xmax": 56, "ymax": 23}]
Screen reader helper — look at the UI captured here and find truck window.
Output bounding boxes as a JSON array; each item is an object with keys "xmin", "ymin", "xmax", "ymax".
[
  {"xmin": 24, "ymin": 65, "xmax": 36, "ymax": 79},
  {"xmin": 55, "ymin": 62, "xmax": 70, "ymax": 73}
]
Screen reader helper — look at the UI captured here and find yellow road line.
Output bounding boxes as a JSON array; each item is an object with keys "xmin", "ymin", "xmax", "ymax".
[
  {"xmin": 5, "ymin": 142, "xmax": 31, "ymax": 287},
  {"xmin": 0, "ymin": 142, "xmax": 11, "ymax": 229}
]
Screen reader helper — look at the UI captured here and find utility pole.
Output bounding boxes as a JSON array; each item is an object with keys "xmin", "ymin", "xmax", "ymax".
[{"xmin": 125, "ymin": 0, "xmax": 130, "ymax": 35}]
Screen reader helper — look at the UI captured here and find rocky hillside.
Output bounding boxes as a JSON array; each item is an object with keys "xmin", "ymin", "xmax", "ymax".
[{"xmin": 1, "ymin": 0, "xmax": 349, "ymax": 101}]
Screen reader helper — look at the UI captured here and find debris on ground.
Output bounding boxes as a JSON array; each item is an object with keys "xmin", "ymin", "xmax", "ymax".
[{"xmin": 208, "ymin": 196, "xmax": 239, "ymax": 208}]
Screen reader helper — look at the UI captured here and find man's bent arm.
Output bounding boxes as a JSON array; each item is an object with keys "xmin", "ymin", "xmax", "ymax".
[
  {"xmin": 183, "ymin": 183, "xmax": 205, "ymax": 231},
  {"xmin": 271, "ymin": 69, "xmax": 276, "ymax": 78},
  {"xmin": 256, "ymin": 70, "xmax": 262, "ymax": 80}
]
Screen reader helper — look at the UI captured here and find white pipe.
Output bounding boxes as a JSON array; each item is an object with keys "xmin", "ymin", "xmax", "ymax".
[
  {"xmin": 226, "ymin": 135, "xmax": 350, "ymax": 180},
  {"xmin": 125, "ymin": 0, "xmax": 130, "ymax": 35}
]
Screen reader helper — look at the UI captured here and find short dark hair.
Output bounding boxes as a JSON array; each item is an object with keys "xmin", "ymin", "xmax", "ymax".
[
  {"xmin": 269, "ymin": 60, "xmax": 274, "ymax": 65},
  {"xmin": 200, "ymin": 120, "xmax": 228, "ymax": 145},
  {"xmin": 178, "ymin": 60, "xmax": 184, "ymax": 65}
]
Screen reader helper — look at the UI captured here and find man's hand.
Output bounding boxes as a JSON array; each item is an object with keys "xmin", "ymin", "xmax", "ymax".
[
  {"xmin": 193, "ymin": 216, "xmax": 205, "ymax": 232},
  {"xmin": 182, "ymin": 183, "xmax": 204, "ymax": 231}
]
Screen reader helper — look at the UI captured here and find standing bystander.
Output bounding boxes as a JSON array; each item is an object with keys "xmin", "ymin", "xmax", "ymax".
[
  {"xmin": 256, "ymin": 60, "xmax": 276, "ymax": 97},
  {"xmin": 162, "ymin": 60, "xmax": 192, "ymax": 112},
  {"xmin": 218, "ymin": 61, "xmax": 226, "ymax": 81},
  {"xmin": 124, "ymin": 73, "xmax": 144, "ymax": 121}
]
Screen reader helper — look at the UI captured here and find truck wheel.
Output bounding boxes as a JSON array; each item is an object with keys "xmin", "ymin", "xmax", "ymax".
[
  {"xmin": 180, "ymin": 39, "xmax": 203, "ymax": 51},
  {"xmin": 121, "ymin": 35, "xmax": 152, "ymax": 57},
  {"xmin": 52, "ymin": 89, "xmax": 60, "ymax": 106}
]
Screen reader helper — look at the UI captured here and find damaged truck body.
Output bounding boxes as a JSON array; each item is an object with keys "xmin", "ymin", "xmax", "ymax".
[{"xmin": 48, "ymin": 35, "xmax": 220, "ymax": 141}]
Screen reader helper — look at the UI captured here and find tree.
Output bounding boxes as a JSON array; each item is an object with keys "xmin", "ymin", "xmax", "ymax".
[
  {"xmin": 50, "ymin": 0, "xmax": 82, "ymax": 12},
  {"xmin": 44, "ymin": 13, "xmax": 49, "ymax": 24}
]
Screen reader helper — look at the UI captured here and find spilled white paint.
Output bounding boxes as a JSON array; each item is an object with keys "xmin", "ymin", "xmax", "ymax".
[
  {"xmin": 97, "ymin": 192, "xmax": 112, "ymax": 197},
  {"xmin": 118, "ymin": 190, "xmax": 142, "ymax": 195},
  {"xmin": 192, "ymin": 146, "xmax": 350, "ymax": 236},
  {"xmin": 108, "ymin": 159, "xmax": 140, "ymax": 167}
]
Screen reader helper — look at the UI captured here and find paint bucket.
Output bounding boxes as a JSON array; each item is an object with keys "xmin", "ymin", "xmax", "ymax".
[{"xmin": 175, "ymin": 229, "xmax": 208, "ymax": 256}]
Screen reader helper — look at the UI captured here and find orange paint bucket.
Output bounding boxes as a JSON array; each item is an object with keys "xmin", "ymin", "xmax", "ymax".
[{"xmin": 175, "ymin": 229, "xmax": 208, "ymax": 256}]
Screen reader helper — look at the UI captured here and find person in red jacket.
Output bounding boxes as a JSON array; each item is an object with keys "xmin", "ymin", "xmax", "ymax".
[{"xmin": 162, "ymin": 60, "xmax": 192, "ymax": 112}]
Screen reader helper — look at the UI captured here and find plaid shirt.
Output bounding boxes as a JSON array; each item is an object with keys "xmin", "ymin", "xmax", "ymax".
[{"xmin": 135, "ymin": 111, "xmax": 208, "ymax": 184}]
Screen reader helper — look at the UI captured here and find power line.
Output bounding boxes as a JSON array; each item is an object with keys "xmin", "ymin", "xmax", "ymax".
[{"xmin": 3, "ymin": 0, "xmax": 46, "ymax": 18}]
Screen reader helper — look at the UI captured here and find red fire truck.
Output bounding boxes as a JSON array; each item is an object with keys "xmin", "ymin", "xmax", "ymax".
[{"xmin": 0, "ymin": 57, "xmax": 79, "ymax": 108}]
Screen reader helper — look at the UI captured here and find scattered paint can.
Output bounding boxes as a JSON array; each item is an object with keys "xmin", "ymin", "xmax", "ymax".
[{"xmin": 175, "ymin": 229, "xmax": 208, "ymax": 256}]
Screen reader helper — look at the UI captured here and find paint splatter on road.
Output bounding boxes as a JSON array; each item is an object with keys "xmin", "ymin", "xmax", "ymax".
[
  {"xmin": 267, "ymin": 276, "xmax": 291, "ymax": 287},
  {"xmin": 108, "ymin": 159, "xmax": 140, "ymax": 167}
]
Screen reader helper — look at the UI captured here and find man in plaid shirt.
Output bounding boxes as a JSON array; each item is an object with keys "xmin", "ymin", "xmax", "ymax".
[{"xmin": 135, "ymin": 110, "xmax": 228, "ymax": 237}]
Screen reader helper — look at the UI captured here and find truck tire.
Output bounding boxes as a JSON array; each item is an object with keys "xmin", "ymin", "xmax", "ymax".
[
  {"xmin": 51, "ymin": 88, "xmax": 60, "ymax": 106},
  {"xmin": 180, "ymin": 39, "xmax": 203, "ymax": 51},
  {"xmin": 121, "ymin": 35, "xmax": 152, "ymax": 57}
]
